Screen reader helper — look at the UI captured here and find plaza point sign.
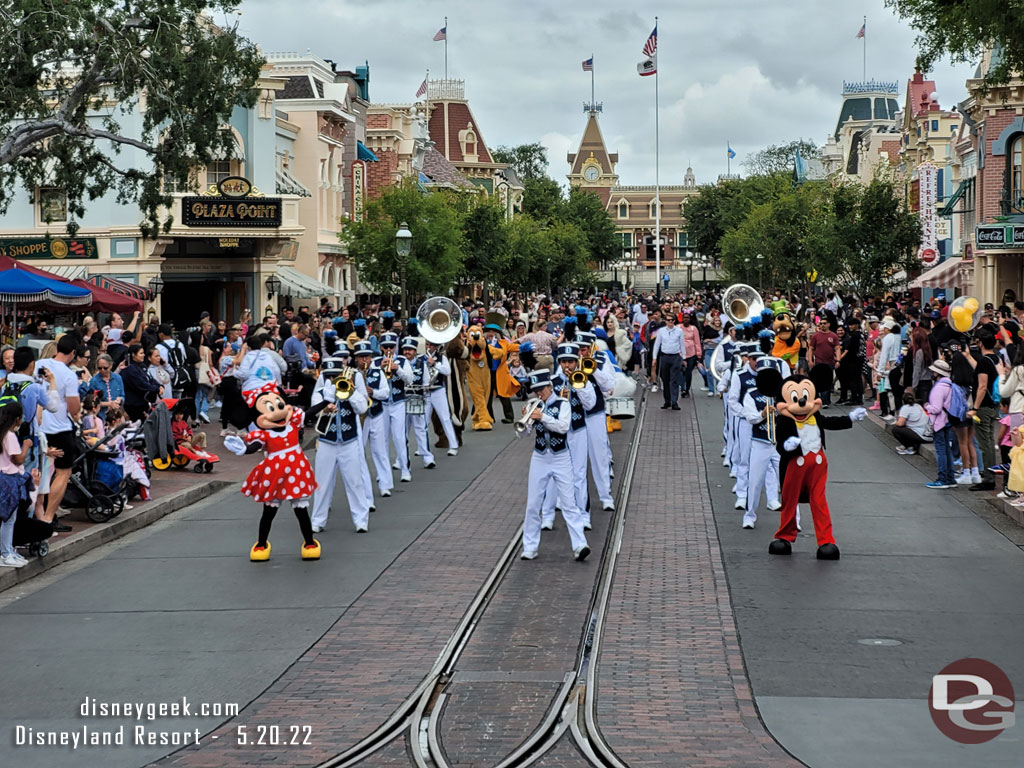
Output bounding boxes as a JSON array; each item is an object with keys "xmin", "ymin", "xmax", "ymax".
[{"xmin": 182, "ymin": 198, "xmax": 282, "ymax": 228}]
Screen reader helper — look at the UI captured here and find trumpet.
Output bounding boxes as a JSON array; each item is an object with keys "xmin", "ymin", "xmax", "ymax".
[
  {"xmin": 335, "ymin": 367, "xmax": 356, "ymax": 400},
  {"xmin": 569, "ymin": 369, "xmax": 589, "ymax": 389},
  {"xmin": 382, "ymin": 349, "xmax": 395, "ymax": 379},
  {"xmin": 515, "ymin": 397, "xmax": 544, "ymax": 434}
]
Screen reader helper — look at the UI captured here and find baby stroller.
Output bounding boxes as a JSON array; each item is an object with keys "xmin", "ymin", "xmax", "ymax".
[
  {"xmin": 62, "ymin": 423, "xmax": 130, "ymax": 523},
  {"xmin": 14, "ymin": 508, "xmax": 53, "ymax": 558}
]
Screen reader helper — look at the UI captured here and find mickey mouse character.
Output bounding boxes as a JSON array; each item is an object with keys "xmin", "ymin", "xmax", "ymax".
[
  {"xmin": 225, "ymin": 382, "xmax": 320, "ymax": 561},
  {"xmin": 756, "ymin": 370, "xmax": 866, "ymax": 559}
]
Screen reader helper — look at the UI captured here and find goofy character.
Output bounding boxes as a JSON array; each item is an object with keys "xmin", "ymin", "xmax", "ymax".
[
  {"xmin": 756, "ymin": 370, "xmax": 865, "ymax": 560},
  {"xmin": 225, "ymin": 382, "xmax": 320, "ymax": 561}
]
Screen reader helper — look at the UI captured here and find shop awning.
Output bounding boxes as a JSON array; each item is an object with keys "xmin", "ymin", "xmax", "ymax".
[
  {"xmin": 909, "ymin": 257, "xmax": 965, "ymax": 289},
  {"xmin": 71, "ymin": 279, "xmax": 143, "ymax": 313},
  {"xmin": 37, "ymin": 264, "xmax": 88, "ymax": 280},
  {"xmin": 939, "ymin": 180, "xmax": 970, "ymax": 217},
  {"xmin": 85, "ymin": 274, "xmax": 153, "ymax": 301},
  {"xmin": 276, "ymin": 166, "xmax": 312, "ymax": 197},
  {"xmin": 357, "ymin": 141, "xmax": 379, "ymax": 162},
  {"xmin": 275, "ymin": 266, "xmax": 334, "ymax": 298}
]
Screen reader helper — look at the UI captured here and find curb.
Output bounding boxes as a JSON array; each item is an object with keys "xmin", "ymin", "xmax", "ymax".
[
  {"xmin": 0, "ymin": 480, "xmax": 230, "ymax": 594},
  {"xmin": 860, "ymin": 407, "xmax": 1024, "ymax": 528}
]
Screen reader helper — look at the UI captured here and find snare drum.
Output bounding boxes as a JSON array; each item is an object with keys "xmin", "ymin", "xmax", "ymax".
[
  {"xmin": 605, "ymin": 396, "xmax": 636, "ymax": 419},
  {"xmin": 405, "ymin": 394, "xmax": 426, "ymax": 416}
]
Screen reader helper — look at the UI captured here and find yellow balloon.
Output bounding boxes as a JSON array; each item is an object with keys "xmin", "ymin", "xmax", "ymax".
[
  {"xmin": 951, "ymin": 305, "xmax": 972, "ymax": 332},
  {"xmin": 963, "ymin": 297, "xmax": 979, "ymax": 313}
]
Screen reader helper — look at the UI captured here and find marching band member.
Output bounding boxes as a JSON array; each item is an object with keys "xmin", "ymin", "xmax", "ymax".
[
  {"xmin": 542, "ymin": 344, "xmax": 596, "ymax": 531},
  {"xmin": 577, "ymin": 331, "xmax": 615, "ymax": 511},
  {"xmin": 520, "ymin": 369, "xmax": 590, "ymax": 562},
  {"xmin": 403, "ymin": 337, "xmax": 437, "ymax": 469},
  {"xmin": 355, "ymin": 340, "xmax": 392, "ymax": 501},
  {"xmin": 380, "ymin": 332, "xmax": 414, "ymax": 483},
  {"xmin": 727, "ymin": 339, "xmax": 758, "ymax": 510},
  {"xmin": 740, "ymin": 353, "xmax": 783, "ymax": 529},
  {"xmin": 423, "ymin": 338, "xmax": 460, "ymax": 457},
  {"xmin": 715, "ymin": 322, "xmax": 737, "ymax": 466},
  {"xmin": 309, "ymin": 353, "xmax": 372, "ymax": 533}
]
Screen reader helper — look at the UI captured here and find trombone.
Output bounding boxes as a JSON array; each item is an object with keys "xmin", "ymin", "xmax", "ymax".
[
  {"xmin": 334, "ymin": 366, "xmax": 356, "ymax": 400},
  {"xmin": 515, "ymin": 397, "xmax": 544, "ymax": 434}
]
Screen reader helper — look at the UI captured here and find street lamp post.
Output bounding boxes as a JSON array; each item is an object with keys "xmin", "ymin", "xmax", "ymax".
[
  {"xmin": 395, "ymin": 222, "xmax": 412, "ymax": 320},
  {"xmin": 744, "ymin": 256, "xmax": 751, "ymax": 286},
  {"xmin": 756, "ymin": 253, "xmax": 764, "ymax": 293}
]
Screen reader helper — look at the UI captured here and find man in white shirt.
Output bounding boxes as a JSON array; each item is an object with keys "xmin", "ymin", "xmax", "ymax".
[
  {"xmin": 237, "ymin": 334, "xmax": 287, "ymax": 393},
  {"xmin": 34, "ymin": 335, "xmax": 83, "ymax": 529},
  {"xmin": 651, "ymin": 314, "xmax": 684, "ymax": 409},
  {"xmin": 155, "ymin": 324, "xmax": 187, "ymax": 396}
]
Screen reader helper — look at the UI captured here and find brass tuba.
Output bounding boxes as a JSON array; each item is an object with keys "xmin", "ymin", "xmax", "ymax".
[{"xmin": 721, "ymin": 283, "xmax": 764, "ymax": 327}]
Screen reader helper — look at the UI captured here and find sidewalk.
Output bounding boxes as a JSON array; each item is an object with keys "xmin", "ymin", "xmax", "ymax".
[{"xmin": 0, "ymin": 435, "xmax": 253, "ymax": 593}]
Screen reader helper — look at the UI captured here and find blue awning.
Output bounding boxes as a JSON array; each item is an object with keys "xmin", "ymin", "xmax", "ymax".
[{"xmin": 357, "ymin": 141, "xmax": 379, "ymax": 162}]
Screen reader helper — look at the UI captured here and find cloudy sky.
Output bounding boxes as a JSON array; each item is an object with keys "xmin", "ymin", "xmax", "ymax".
[{"xmin": 239, "ymin": 0, "xmax": 974, "ymax": 186}]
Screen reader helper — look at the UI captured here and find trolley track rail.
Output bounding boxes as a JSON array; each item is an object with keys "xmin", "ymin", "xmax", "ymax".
[{"xmin": 319, "ymin": 392, "xmax": 647, "ymax": 768}]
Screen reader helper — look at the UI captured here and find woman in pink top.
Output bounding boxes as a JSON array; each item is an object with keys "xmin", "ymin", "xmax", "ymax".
[
  {"xmin": 679, "ymin": 313, "xmax": 703, "ymax": 398},
  {"xmin": 923, "ymin": 360, "xmax": 957, "ymax": 488}
]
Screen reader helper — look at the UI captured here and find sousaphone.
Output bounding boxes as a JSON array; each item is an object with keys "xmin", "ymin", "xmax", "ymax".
[
  {"xmin": 710, "ymin": 283, "xmax": 765, "ymax": 383},
  {"xmin": 417, "ymin": 296, "xmax": 464, "ymax": 345}
]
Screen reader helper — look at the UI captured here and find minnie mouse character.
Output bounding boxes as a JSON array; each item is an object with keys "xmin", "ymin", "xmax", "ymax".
[
  {"xmin": 225, "ymin": 382, "xmax": 320, "ymax": 561},
  {"xmin": 756, "ymin": 369, "xmax": 866, "ymax": 560}
]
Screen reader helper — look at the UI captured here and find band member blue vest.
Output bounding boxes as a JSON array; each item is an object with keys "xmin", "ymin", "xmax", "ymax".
[
  {"xmin": 366, "ymin": 366, "xmax": 385, "ymax": 417},
  {"xmin": 318, "ymin": 402, "xmax": 359, "ymax": 444},
  {"xmin": 749, "ymin": 390, "xmax": 775, "ymax": 444},
  {"xmin": 534, "ymin": 400, "xmax": 568, "ymax": 454},
  {"xmin": 737, "ymin": 369, "xmax": 757, "ymax": 406},
  {"xmin": 388, "ymin": 365, "xmax": 406, "ymax": 403},
  {"xmin": 553, "ymin": 373, "xmax": 587, "ymax": 432}
]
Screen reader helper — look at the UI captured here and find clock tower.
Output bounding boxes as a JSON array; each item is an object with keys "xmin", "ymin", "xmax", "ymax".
[{"xmin": 567, "ymin": 109, "xmax": 618, "ymax": 205}]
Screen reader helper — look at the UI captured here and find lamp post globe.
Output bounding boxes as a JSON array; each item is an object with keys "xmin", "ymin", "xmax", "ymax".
[{"xmin": 395, "ymin": 222, "xmax": 412, "ymax": 319}]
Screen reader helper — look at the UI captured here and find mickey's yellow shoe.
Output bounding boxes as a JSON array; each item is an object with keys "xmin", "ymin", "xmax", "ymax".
[
  {"xmin": 610, "ymin": 417, "xmax": 622, "ymax": 432},
  {"xmin": 250, "ymin": 541, "xmax": 271, "ymax": 561},
  {"xmin": 301, "ymin": 539, "xmax": 321, "ymax": 560}
]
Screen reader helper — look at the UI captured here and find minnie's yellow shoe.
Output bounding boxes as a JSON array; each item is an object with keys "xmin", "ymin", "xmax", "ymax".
[
  {"xmin": 301, "ymin": 540, "xmax": 321, "ymax": 560},
  {"xmin": 250, "ymin": 541, "xmax": 271, "ymax": 561},
  {"xmin": 611, "ymin": 418, "xmax": 622, "ymax": 432}
]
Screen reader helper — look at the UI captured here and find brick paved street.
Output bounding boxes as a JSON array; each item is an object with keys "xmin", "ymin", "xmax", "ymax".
[{"xmin": 596, "ymin": 396, "xmax": 799, "ymax": 767}]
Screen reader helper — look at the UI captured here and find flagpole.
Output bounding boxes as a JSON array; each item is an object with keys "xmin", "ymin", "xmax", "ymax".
[
  {"xmin": 590, "ymin": 53, "xmax": 595, "ymax": 109},
  {"xmin": 862, "ymin": 15, "xmax": 866, "ymax": 81},
  {"xmin": 727, "ymin": 140, "xmax": 731, "ymax": 176},
  {"xmin": 444, "ymin": 16, "xmax": 448, "ymax": 79},
  {"xmin": 654, "ymin": 16, "xmax": 661, "ymax": 299}
]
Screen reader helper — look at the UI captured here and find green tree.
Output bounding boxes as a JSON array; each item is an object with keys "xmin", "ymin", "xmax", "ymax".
[
  {"xmin": 886, "ymin": 0, "xmax": 1024, "ymax": 85},
  {"xmin": 342, "ymin": 181, "xmax": 466, "ymax": 298},
  {"xmin": 564, "ymin": 186, "xmax": 619, "ymax": 268},
  {"xmin": 462, "ymin": 198, "xmax": 508, "ymax": 289},
  {"xmin": 491, "ymin": 142, "xmax": 549, "ymax": 180},
  {"xmin": 0, "ymin": 1, "xmax": 264, "ymax": 235},
  {"xmin": 521, "ymin": 175, "xmax": 564, "ymax": 223},
  {"xmin": 845, "ymin": 178, "xmax": 921, "ymax": 295},
  {"xmin": 743, "ymin": 140, "xmax": 821, "ymax": 177},
  {"xmin": 686, "ymin": 173, "xmax": 792, "ymax": 261}
]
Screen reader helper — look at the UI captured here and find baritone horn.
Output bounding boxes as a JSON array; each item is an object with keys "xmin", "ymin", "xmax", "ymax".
[
  {"xmin": 580, "ymin": 352, "xmax": 598, "ymax": 376},
  {"xmin": 418, "ymin": 296, "xmax": 464, "ymax": 345},
  {"xmin": 570, "ymin": 369, "xmax": 589, "ymax": 389}
]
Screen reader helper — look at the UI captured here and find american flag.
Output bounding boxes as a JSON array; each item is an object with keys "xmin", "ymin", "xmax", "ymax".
[
  {"xmin": 856, "ymin": 22, "xmax": 865, "ymax": 39},
  {"xmin": 433, "ymin": 26, "xmax": 446, "ymax": 42},
  {"xmin": 582, "ymin": 57, "xmax": 593, "ymax": 72},
  {"xmin": 415, "ymin": 78, "xmax": 427, "ymax": 98},
  {"xmin": 642, "ymin": 25, "xmax": 657, "ymax": 57}
]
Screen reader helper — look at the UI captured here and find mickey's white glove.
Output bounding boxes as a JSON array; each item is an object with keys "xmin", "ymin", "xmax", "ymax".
[
  {"xmin": 849, "ymin": 407, "xmax": 867, "ymax": 422},
  {"xmin": 224, "ymin": 434, "xmax": 246, "ymax": 456},
  {"xmin": 783, "ymin": 436, "xmax": 801, "ymax": 452}
]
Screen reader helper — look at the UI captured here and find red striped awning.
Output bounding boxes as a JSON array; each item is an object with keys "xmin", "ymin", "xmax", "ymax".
[{"xmin": 86, "ymin": 274, "xmax": 153, "ymax": 301}]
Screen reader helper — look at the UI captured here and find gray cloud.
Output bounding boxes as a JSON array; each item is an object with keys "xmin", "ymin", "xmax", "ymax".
[{"xmin": 240, "ymin": 0, "xmax": 975, "ymax": 187}]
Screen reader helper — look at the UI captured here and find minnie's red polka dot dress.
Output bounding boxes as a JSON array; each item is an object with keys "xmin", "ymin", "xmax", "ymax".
[{"xmin": 240, "ymin": 408, "xmax": 318, "ymax": 503}]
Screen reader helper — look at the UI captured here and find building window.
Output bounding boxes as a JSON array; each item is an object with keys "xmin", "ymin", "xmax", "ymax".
[
  {"xmin": 36, "ymin": 187, "xmax": 67, "ymax": 224},
  {"xmin": 618, "ymin": 202, "xmax": 628, "ymax": 218},
  {"xmin": 206, "ymin": 160, "xmax": 232, "ymax": 188},
  {"xmin": 678, "ymin": 232, "xmax": 688, "ymax": 248},
  {"xmin": 649, "ymin": 201, "xmax": 661, "ymax": 218},
  {"xmin": 931, "ymin": 120, "xmax": 939, "ymax": 132},
  {"xmin": 1010, "ymin": 135, "xmax": 1024, "ymax": 211},
  {"xmin": 619, "ymin": 232, "xmax": 632, "ymax": 249}
]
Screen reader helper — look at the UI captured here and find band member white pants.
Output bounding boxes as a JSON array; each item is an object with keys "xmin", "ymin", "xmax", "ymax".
[
  {"xmin": 426, "ymin": 387, "xmax": 459, "ymax": 450},
  {"xmin": 542, "ymin": 427, "xmax": 590, "ymax": 527},
  {"xmin": 732, "ymin": 421, "xmax": 752, "ymax": 501},
  {"xmin": 385, "ymin": 401, "xmax": 410, "ymax": 478},
  {"xmin": 311, "ymin": 438, "xmax": 371, "ymax": 531},
  {"xmin": 722, "ymin": 398, "xmax": 732, "ymax": 464},
  {"xmin": 406, "ymin": 413, "xmax": 434, "ymax": 467},
  {"xmin": 361, "ymin": 412, "xmax": 393, "ymax": 495},
  {"xmin": 523, "ymin": 450, "xmax": 588, "ymax": 555},
  {"xmin": 745, "ymin": 439, "xmax": 780, "ymax": 521},
  {"xmin": 584, "ymin": 413, "xmax": 613, "ymax": 507}
]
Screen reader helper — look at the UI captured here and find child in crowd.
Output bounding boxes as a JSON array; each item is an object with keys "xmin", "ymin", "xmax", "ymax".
[
  {"xmin": 995, "ymin": 402, "xmax": 1017, "ymax": 500},
  {"xmin": 1007, "ymin": 425, "xmax": 1024, "ymax": 507},
  {"xmin": 0, "ymin": 403, "xmax": 40, "ymax": 567},
  {"xmin": 171, "ymin": 408, "xmax": 208, "ymax": 455},
  {"xmin": 80, "ymin": 392, "xmax": 106, "ymax": 448},
  {"xmin": 869, "ymin": 337, "xmax": 885, "ymax": 412},
  {"xmin": 508, "ymin": 348, "xmax": 528, "ymax": 400}
]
